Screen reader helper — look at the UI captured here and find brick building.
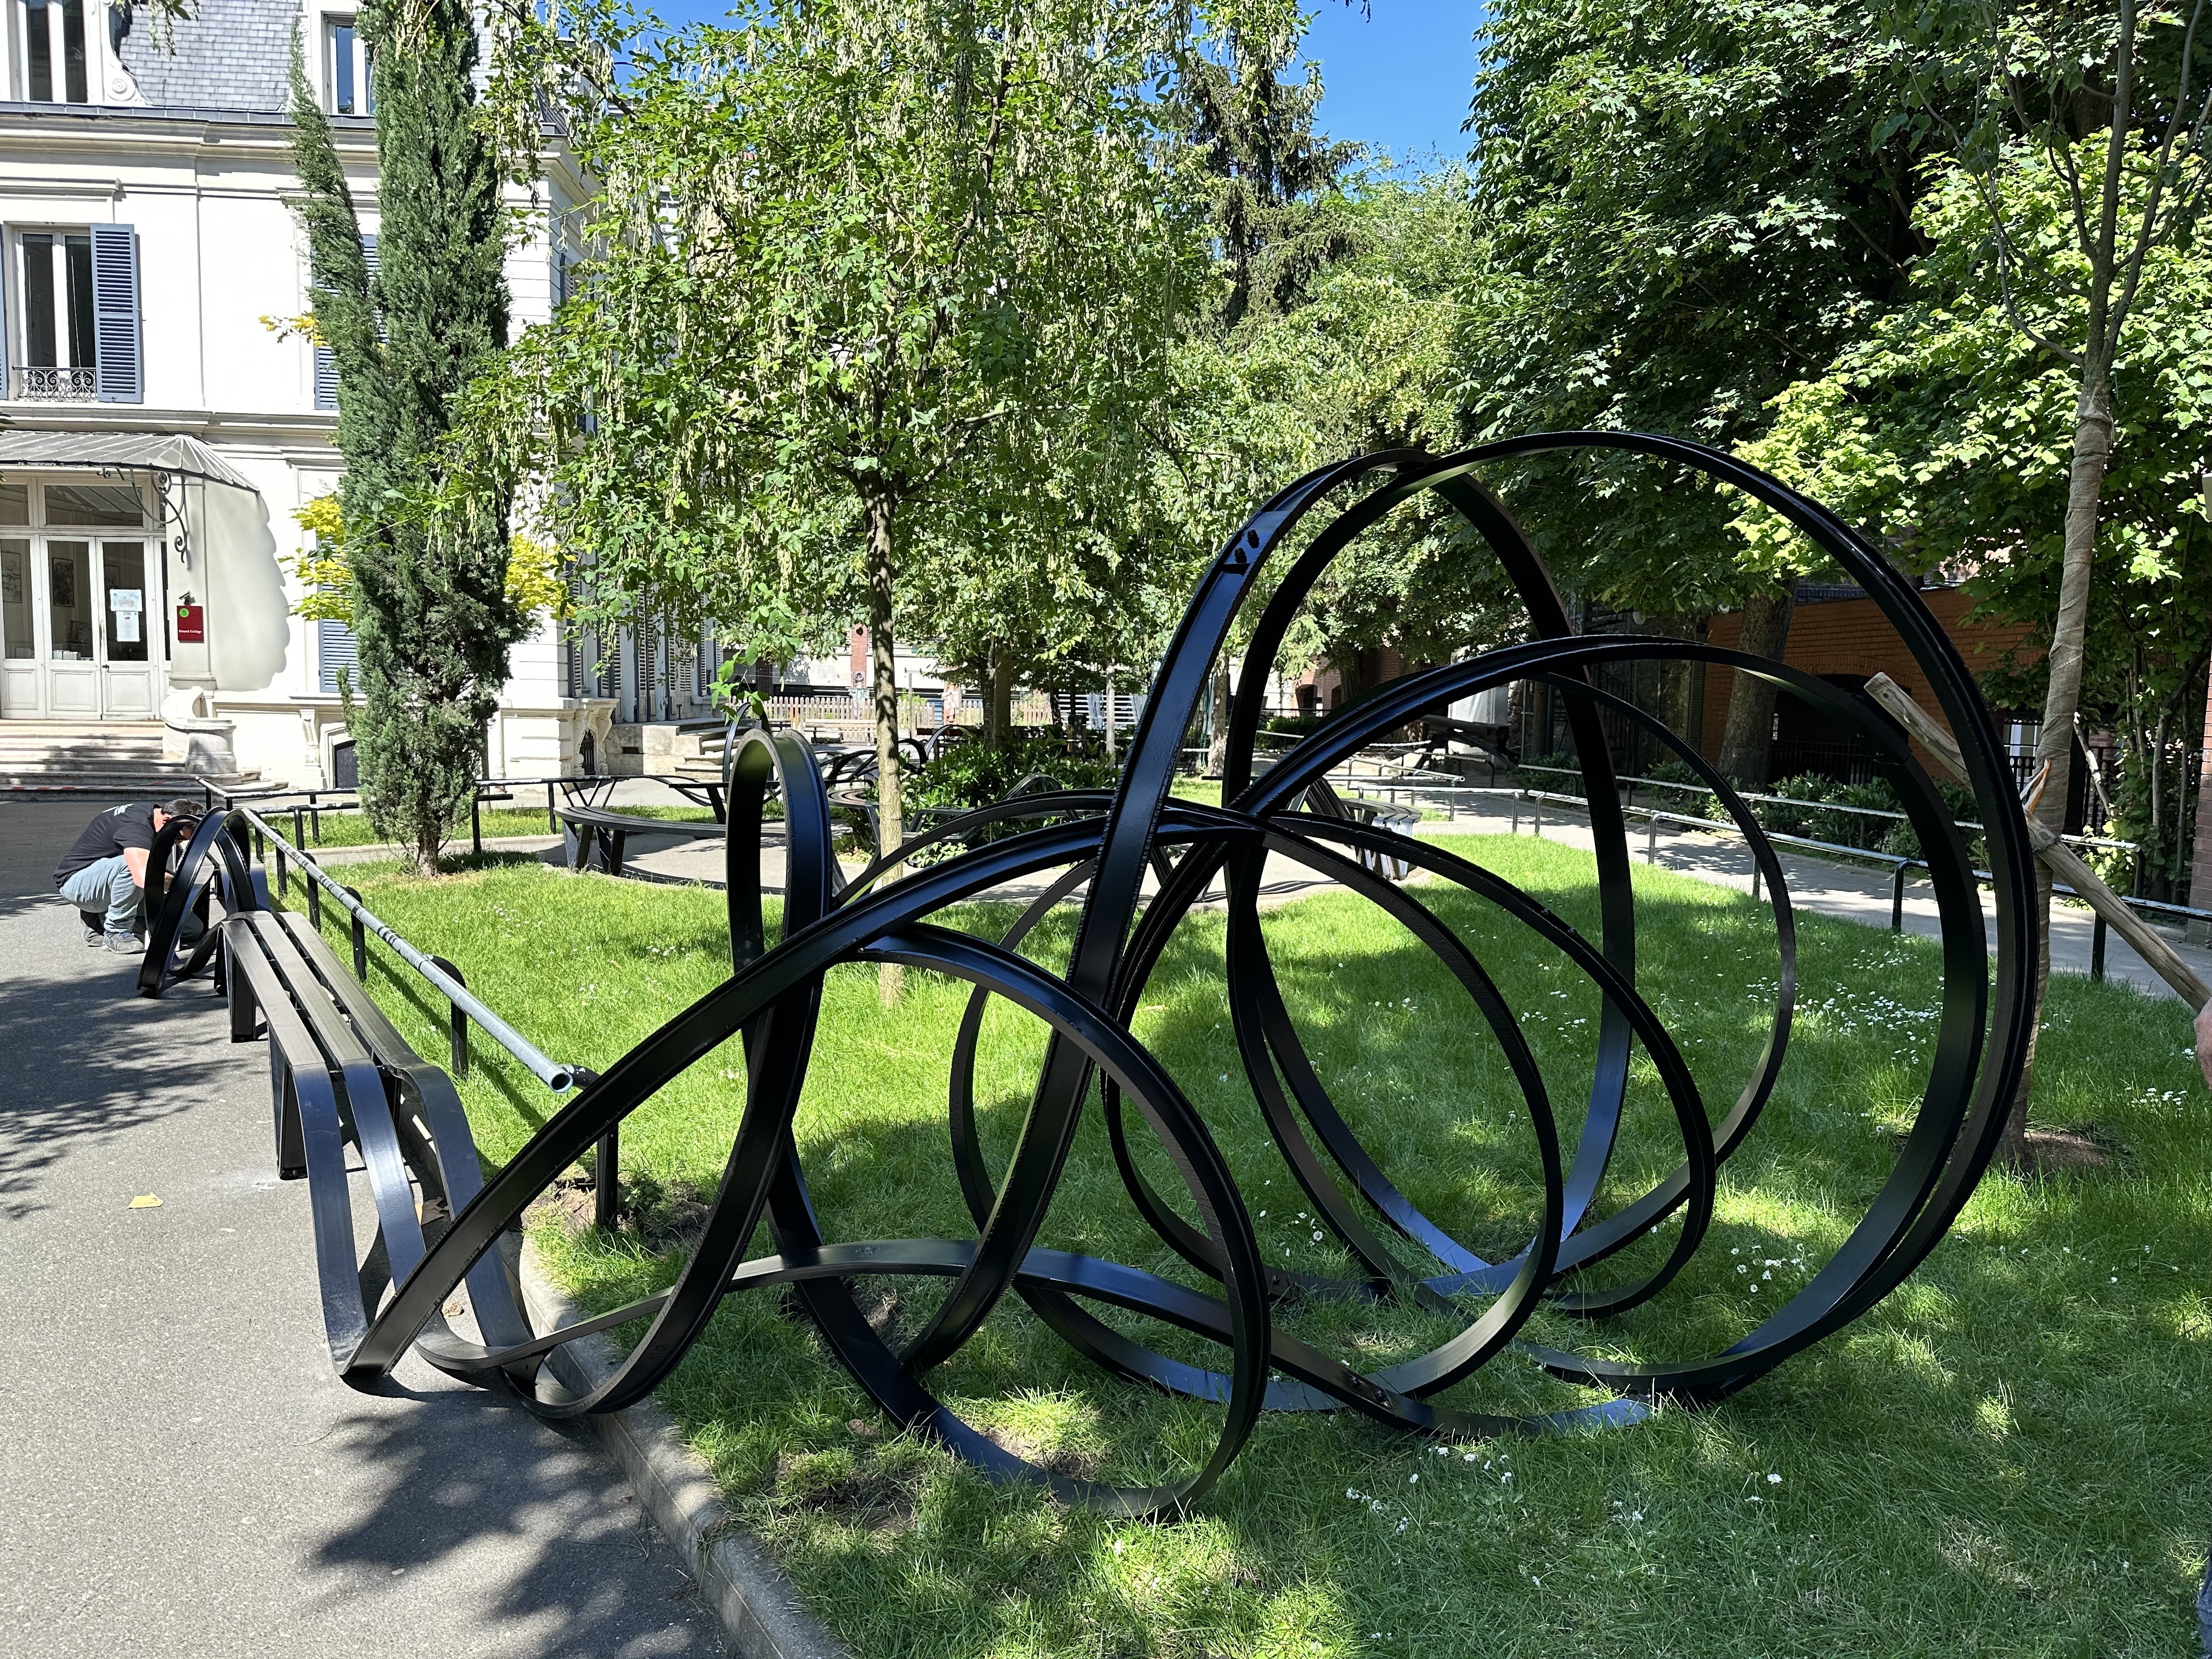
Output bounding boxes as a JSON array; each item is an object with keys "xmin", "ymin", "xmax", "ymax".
[{"xmin": 1700, "ymin": 585, "xmax": 2041, "ymax": 786}]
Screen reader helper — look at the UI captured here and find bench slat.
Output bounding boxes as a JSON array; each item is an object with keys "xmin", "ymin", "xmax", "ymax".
[{"xmin": 272, "ymin": 912, "xmax": 536, "ymax": 1361}]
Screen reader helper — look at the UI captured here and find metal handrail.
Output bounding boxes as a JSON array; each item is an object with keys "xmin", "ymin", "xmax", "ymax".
[
  {"xmin": 1482, "ymin": 783, "xmax": 2208, "ymax": 985},
  {"xmin": 1513, "ymin": 761, "xmax": 2139, "ymax": 855},
  {"xmin": 236, "ymin": 805, "xmax": 588, "ymax": 1095}
]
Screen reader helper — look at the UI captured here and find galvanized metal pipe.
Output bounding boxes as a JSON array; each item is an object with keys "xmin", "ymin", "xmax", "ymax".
[{"xmin": 239, "ymin": 808, "xmax": 584, "ymax": 1093}]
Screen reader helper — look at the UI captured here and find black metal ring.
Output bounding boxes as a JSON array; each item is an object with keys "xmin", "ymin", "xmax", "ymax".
[{"xmin": 146, "ymin": 432, "xmax": 2036, "ymax": 1516}]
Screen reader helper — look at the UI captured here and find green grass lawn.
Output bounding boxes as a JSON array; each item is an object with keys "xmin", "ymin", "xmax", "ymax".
[
  {"xmin": 267, "ymin": 800, "xmax": 716, "ymax": 850},
  {"xmin": 319, "ymin": 837, "xmax": 2211, "ymax": 1658}
]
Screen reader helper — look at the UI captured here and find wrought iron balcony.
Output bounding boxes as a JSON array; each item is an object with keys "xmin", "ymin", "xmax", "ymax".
[{"xmin": 12, "ymin": 365, "xmax": 98, "ymax": 402}]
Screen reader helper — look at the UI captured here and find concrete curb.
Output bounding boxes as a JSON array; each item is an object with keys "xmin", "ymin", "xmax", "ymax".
[{"xmin": 516, "ymin": 1240, "xmax": 852, "ymax": 1659}]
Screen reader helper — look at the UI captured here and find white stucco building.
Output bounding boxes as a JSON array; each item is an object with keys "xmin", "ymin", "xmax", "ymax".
[{"xmin": 0, "ymin": 0, "xmax": 623, "ymax": 789}]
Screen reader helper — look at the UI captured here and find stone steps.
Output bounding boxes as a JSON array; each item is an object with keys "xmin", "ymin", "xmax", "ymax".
[{"xmin": 0, "ymin": 719, "xmax": 254, "ymax": 793}]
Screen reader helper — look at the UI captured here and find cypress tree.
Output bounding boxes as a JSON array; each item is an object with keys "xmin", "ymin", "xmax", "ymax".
[{"xmin": 290, "ymin": 0, "xmax": 521, "ymax": 874}]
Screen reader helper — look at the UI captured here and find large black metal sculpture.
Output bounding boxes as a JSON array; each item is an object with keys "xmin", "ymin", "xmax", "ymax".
[{"xmin": 146, "ymin": 435, "xmax": 2036, "ymax": 1519}]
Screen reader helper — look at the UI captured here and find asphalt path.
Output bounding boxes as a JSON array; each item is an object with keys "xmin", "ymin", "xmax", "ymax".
[{"xmin": 0, "ymin": 799, "xmax": 721, "ymax": 1658}]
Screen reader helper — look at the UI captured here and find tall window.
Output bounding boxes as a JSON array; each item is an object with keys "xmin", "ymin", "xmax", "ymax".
[
  {"xmin": 20, "ymin": 231, "xmax": 95, "ymax": 383},
  {"xmin": 21, "ymin": 0, "xmax": 87, "ymax": 104},
  {"xmin": 326, "ymin": 17, "xmax": 370, "ymax": 114}
]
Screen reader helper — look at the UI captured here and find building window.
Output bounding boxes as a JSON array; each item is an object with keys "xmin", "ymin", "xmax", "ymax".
[
  {"xmin": 311, "ymin": 231, "xmax": 375, "ymax": 411},
  {"xmin": 318, "ymin": 617, "xmax": 358, "ymax": 694},
  {"xmin": 18, "ymin": 230, "xmax": 95, "ymax": 401},
  {"xmin": 21, "ymin": 0, "xmax": 87, "ymax": 105},
  {"xmin": 326, "ymin": 17, "xmax": 370, "ymax": 115}
]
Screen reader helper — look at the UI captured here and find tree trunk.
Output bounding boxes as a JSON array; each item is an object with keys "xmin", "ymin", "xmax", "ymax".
[
  {"xmin": 2000, "ymin": 371, "xmax": 2114, "ymax": 1170},
  {"xmin": 1717, "ymin": 589, "xmax": 1796, "ymax": 784},
  {"xmin": 989, "ymin": 647, "xmax": 1014, "ymax": 751},
  {"xmin": 1644, "ymin": 613, "xmax": 1705, "ymax": 742},
  {"xmin": 1205, "ymin": 656, "xmax": 1233, "ymax": 777},
  {"xmin": 866, "ymin": 489, "xmax": 904, "ymax": 1003}
]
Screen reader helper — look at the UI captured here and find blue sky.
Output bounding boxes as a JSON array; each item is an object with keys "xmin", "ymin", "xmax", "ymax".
[
  {"xmin": 638, "ymin": 3, "xmax": 1485, "ymax": 172},
  {"xmin": 1303, "ymin": 2, "xmax": 1482, "ymax": 170}
]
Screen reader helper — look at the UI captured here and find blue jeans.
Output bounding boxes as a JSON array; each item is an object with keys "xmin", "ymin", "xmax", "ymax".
[{"xmin": 60, "ymin": 855, "xmax": 140, "ymax": 934}]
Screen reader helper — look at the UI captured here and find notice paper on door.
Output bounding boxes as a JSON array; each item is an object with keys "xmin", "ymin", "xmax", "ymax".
[{"xmin": 112, "ymin": 588, "xmax": 142, "ymax": 643}]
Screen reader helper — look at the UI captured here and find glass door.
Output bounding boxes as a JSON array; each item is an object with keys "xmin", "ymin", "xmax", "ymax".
[
  {"xmin": 43, "ymin": 538, "xmax": 96, "ymax": 713},
  {"xmin": 0, "ymin": 481, "xmax": 160, "ymax": 717},
  {"xmin": 0, "ymin": 538, "xmax": 32, "ymax": 714},
  {"xmin": 98, "ymin": 539, "xmax": 153, "ymax": 714}
]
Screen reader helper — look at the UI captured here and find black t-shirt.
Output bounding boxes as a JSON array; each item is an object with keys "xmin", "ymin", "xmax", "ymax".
[{"xmin": 54, "ymin": 803, "xmax": 159, "ymax": 887}]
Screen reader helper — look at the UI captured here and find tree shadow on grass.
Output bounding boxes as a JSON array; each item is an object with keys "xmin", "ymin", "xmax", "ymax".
[{"xmin": 561, "ymin": 870, "xmax": 2211, "ymax": 1656}]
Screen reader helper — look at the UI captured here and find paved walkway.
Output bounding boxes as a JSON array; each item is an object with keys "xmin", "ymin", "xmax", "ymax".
[
  {"xmin": 0, "ymin": 800, "xmax": 721, "ymax": 1658},
  {"xmin": 590, "ymin": 778, "xmax": 2212, "ymax": 1000},
  {"xmin": 1412, "ymin": 789, "xmax": 2212, "ymax": 1003}
]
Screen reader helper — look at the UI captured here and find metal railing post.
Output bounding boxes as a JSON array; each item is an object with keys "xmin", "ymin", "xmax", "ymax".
[
  {"xmin": 274, "ymin": 840, "xmax": 287, "ymax": 902},
  {"xmin": 348, "ymin": 887, "xmax": 368, "ymax": 980},
  {"xmin": 471, "ymin": 792, "xmax": 483, "ymax": 859},
  {"xmin": 1751, "ymin": 856, "xmax": 1762, "ymax": 902},
  {"xmin": 2091, "ymin": 913, "xmax": 2108, "ymax": 981},
  {"xmin": 1891, "ymin": 862, "xmax": 1908, "ymax": 932},
  {"xmin": 430, "ymin": 954, "xmax": 470, "ymax": 1076},
  {"xmin": 292, "ymin": 804, "xmax": 306, "ymax": 853},
  {"xmin": 546, "ymin": 779, "xmax": 558, "ymax": 832},
  {"xmin": 1646, "ymin": 811, "xmax": 1658, "ymax": 865},
  {"xmin": 1532, "ymin": 797, "xmax": 1542, "ymax": 839},
  {"xmin": 595, "ymin": 1125, "xmax": 621, "ymax": 1230}
]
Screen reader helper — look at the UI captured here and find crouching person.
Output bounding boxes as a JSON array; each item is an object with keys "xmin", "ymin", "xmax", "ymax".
[{"xmin": 54, "ymin": 797, "xmax": 201, "ymax": 955}]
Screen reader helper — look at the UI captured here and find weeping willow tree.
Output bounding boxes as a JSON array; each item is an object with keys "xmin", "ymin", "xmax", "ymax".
[{"xmin": 290, "ymin": 0, "xmax": 523, "ymax": 874}]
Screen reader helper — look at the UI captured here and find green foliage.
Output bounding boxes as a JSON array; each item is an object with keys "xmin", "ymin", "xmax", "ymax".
[
  {"xmin": 290, "ymin": 4, "xmax": 523, "ymax": 873},
  {"xmin": 1178, "ymin": 18, "xmax": 1362, "ymax": 330},
  {"xmin": 473, "ymin": 0, "xmax": 1203, "ymax": 719},
  {"xmin": 1459, "ymin": 0, "xmax": 1937, "ymax": 612},
  {"xmin": 1737, "ymin": 147, "xmax": 2211, "ymax": 896},
  {"xmin": 902, "ymin": 732, "xmax": 1119, "ymax": 816},
  {"xmin": 286, "ymin": 490, "xmax": 566, "ymax": 629}
]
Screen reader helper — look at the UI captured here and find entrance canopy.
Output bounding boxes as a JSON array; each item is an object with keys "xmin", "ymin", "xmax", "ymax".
[{"xmin": 0, "ymin": 430, "xmax": 258, "ymax": 493}]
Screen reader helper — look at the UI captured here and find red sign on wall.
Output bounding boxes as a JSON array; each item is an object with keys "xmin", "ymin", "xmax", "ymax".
[{"xmin": 174, "ymin": 603, "xmax": 205, "ymax": 644}]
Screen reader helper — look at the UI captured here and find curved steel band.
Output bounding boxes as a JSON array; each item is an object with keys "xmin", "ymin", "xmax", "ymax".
[{"xmin": 144, "ymin": 432, "xmax": 2036, "ymax": 1517}]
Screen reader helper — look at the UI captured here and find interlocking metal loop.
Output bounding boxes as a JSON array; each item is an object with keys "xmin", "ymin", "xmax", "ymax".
[{"xmin": 165, "ymin": 433, "xmax": 2036, "ymax": 1519}]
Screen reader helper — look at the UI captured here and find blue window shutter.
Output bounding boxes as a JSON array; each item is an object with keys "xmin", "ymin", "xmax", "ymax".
[
  {"xmin": 313, "ymin": 234, "xmax": 374, "ymax": 411},
  {"xmin": 90, "ymin": 224, "xmax": 140, "ymax": 404},
  {"xmin": 318, "ymin": 618, "xmax": 358, "ymax": 695}
]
